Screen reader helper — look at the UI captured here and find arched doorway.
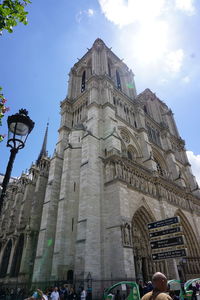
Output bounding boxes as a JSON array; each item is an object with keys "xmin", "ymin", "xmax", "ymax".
[
  {"xmin": 176, "ymin": 210, "xmax": 200, "ymax": 277},
  {"xmin": 67, "ymin": 270, "xmax": 73, "ymax": 283},
  {"xmin": 0, "ymin": 240, "xmax": 12, "ymax": 277},
  {"xmin": 132, "ymin": 206, "xmax": 167, "ymax": 281},
  {"xmin": 10, "ymin": 234, "xmax": 24, "ymax": 277}
]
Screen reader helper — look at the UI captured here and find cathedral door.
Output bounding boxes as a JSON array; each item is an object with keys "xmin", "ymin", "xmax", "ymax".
[{"xmin": 132, "ymin": 206, "xmax": 167, "ymax": 282}]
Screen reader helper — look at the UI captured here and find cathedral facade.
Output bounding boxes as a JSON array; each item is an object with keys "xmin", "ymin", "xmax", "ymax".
[{"xmin": 0, "ymin": 39, "xmax": 200, "ymax": 295}]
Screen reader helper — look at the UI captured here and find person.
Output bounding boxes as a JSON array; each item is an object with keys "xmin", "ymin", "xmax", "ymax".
[
  {"xmin": 50, "ymin": 287, "xmax": 60, "ymax": 300},
  {"xmin": 10, "ymin": 288, "xmax": 15, "ymax": 300},
  {"xmin": 25, "ymin": 288, "xmax": 46, "ymax": 300},
  {"xmin": 42, "ymin": 290, "xmax": 49, "ymax": 300},
  {"xmin": 191, "ymin": 284, "xmax": 197, "ymax": 300},
  {"xmin": 86, "ymin": 287, "xmax": 92, "ymax": 300},
  {"xmin": 138, "ymin": 281, "xmax": 144, "ymax": 298},
  {"xmin": 107, "ymin": 292, "xmax": 114, "ymax": 300},
  {"xmin": 63, "ymin": 285, "xmax": 69, "ymax": 300},
  {"xmin": 115, "ymin": 290, "xmax": 121, "ymax": 300},
  {"xmin": 169, "ymin": 291, "xmax": 179, "ymax": 300},
  {"xmin": 80, "ymin": 288, "xmax": 86, "ymax": 300},
  {"xmin": 196, "ymin": 282, "xmax": 200, "ymax": 293},
  {"xmin": 147, "ymin": 281, "xmax": 153, "ymax": 293},
  {"xmin": 141, "ymin": 272, "xmax": 172, "ymax": 300},
  {"xmin": 59, "ymin": 286, "xmax": 66, "ymax": 300},
  {"xmin": 68, "ymin": 288, "xmax": 77, "ymax": 300}
]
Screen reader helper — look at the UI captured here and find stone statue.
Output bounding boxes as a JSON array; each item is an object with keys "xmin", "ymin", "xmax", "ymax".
[{"xmin": 122, "ymin": 223, "xmax": 132, "ymax": 246}]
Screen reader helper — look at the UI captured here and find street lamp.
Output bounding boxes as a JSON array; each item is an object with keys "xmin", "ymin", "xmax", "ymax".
[{"xmin": 0, "ymin": 109, "xmax": 34, "ymax": 213}]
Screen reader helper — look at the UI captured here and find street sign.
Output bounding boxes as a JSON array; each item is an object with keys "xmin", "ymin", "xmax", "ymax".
[
  {"xmin": 149, "ymin": 226, "xmax": 182, "ymax": 239},
  {"xmin": 149, "ymin": 231, "xmax": 183, "ymax": 242},
  {"xmin": 148, "ymin": 216, "xmax": 180, "ymax": 230},
  {"xmin": 152, "ymin": 249, "xmax": 187, "ymax": 261},
  {"xmin": 147, "ymin": 217, "xmax": 186, "ymax": 260},
  {"xmin": 149, "ymin": 223, "xmax": 181, "ymax": 233},
  {"xmin": 152, "ymin": 245, "xmax": 186, "ymax": 254},
  {"xmin": 150, "ymin": 235, "xmax": 185, "ymax": 250}
]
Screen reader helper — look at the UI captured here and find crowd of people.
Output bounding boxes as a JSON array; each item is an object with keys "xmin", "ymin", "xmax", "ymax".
[
  {"xmin": 1, "ymin": 273, "xmax": 200, "ymax": 300},
  {"xmin": 0, "ymin": 287, "xmax": 26, "ymax": 300},
  {"xmin": 0, "ymin": 285, "xmax": 90, "ymax": 300}
]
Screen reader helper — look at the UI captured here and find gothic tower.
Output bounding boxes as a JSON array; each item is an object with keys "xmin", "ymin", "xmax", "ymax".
[{"xmin": 31, "ymin": 39, "xmax": 200, "ymax": 289}]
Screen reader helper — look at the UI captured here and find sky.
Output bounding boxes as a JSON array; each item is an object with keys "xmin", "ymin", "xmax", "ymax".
[{"xmin": 0, "ymin": 0, "xmax": 200, "ymax": 185}]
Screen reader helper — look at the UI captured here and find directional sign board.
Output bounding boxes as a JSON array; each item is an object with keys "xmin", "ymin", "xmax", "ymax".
[
  {"xmin": 150, "ymin": 232, "xmax": 184, "ymax": 242},
  {"xmin": 150, "ymin": 236, "xmax": 185, "ymax": 250},
  {"xmin": 152, "ymin": 245, "xmax": 186, "ymax": 254},
  {"xmin": 148, "ymin": 217, "xmax": 180, "ymax": 230},
  {"xmin": 149, "ymin": 226, "xmax": 182, "ymax": 239},
  {"xmin": 147, "ymin": 216, "xmax": 187, "ymax": 260},
  {"xmin": 152, "ymin": 249, "xmax": 187, "ymax": 261}
]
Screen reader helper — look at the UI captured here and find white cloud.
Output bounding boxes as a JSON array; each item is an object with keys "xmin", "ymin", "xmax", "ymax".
[
  {"xmin": 175, "ymin": 0, "xmax": 196, "ymax": 15},
  {"xmin": 87, "ymin": 9, "xmax": 94, "ymax": 16},
  {"xmin": 98, "ymin": 0, "xmax": 166, "ymax": 27},
  {"xmin": 98, "ymin": 0, "xmax": 196, "ymax": 28},
  {"xmin": 165, "ymin": 49, "xmax": 184, "ymax": 73},
  {"xmin": 187, "ymin": 151, "xmax": 200, "ymax": 186},
  {"xmin": 159, "ymin": 78, "xmax": 169, "ymax": 85},
  {"xmin": 182, "ymin": 75, "xmax": 190, "ymax": 83},
  {"xmin": 133, "ymin": 20, "xmax": 169, "ymax": 63},
  {"xmin": 98, "ymin": 0, "xmax": 196, "ymax": 74},
  {"xmin": 76, "ymin": 8, "xmax": 95, "ymax": 22},
  {"xmin": 76, "ymin": 11, "xmax": 83, "ymax": 23}
]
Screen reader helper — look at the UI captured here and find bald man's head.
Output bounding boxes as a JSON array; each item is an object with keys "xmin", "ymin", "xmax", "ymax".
[{"xmin": 152, "ymin": 272, "xmax": 168, "ymax": 292}]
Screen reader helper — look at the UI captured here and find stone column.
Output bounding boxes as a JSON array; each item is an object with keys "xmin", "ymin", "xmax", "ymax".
[
  {"xmin": 20, "ymin": 170, "xmax": 49, "ymax": 278},
  {"xmin": 32, "ymin": 154, "xmax": 63, "ymax": 281},
  {"xmin": 166, "ymin": 259, "xmax": 179, "ymax": 279},
  {"xmin": 18, "ymin": 182, "xmax": 35, "ymax": 227},
  {"xmin": 51, "ymin": 129, "xmax": 83, "ymax": 279},
  {"xmin": 74, "ymin": 133, "xmax": 102, "ymax": 281}
]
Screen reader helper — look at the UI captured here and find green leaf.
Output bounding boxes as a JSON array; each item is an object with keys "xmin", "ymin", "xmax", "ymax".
[{"xmin": 0, "ymin": 0, "xmax": 30, "ymax": 34}]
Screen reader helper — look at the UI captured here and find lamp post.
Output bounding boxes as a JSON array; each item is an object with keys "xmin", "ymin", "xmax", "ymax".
[{"xmin": 0, "ymin": 109, "xmax": 34, "ymax": 213}]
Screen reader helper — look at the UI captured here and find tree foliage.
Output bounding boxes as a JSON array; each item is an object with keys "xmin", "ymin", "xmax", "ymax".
[
  {"xmin": 0, "ymin": 87, "xmax": 9, "ymax": 142},
  {"xmin": 0, "ymin": 0, "xmax": 31, "ymax": 34},
  {"xmin": 0, "ymin": 0, "xmax": 31, "ymax": 141}
]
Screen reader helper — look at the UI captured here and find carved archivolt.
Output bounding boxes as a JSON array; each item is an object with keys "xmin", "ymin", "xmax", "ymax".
[
  {"xmin": 132, "ymin": 206, "xmax": 168, "ymax": 280},
  {"xmin": 175, "ymin": 210, "xmax": 200, "ymax": 274},
  {"xmin": 152, "ymin": 147, "xmax": 169, "ymax": 178},
  {"xmin": 120, "ymin": 129, "xmax": 130, "ymax": 143}
]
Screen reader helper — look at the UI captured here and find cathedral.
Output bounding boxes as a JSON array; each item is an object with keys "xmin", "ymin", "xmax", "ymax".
[{"xmin": 0, "ymin": 39, "xmax": 200, "ymax": 296}]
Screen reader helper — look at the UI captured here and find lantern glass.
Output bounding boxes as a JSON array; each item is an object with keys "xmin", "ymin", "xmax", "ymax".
[
  {"xmin": 7, "ymin": 109, "xmax": 35, "ymax": 150},
  {"xmin": 9, "ymin": 122, "xmax": 29, "ymax": 136}
]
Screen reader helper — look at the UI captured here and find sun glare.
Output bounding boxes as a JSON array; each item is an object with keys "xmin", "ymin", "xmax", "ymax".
[{"xmin": 134, "ymin": 20, "xmax": 169, "ymax": 63}]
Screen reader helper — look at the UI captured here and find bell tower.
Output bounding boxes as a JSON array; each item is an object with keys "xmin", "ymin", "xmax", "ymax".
[{"xmin": 31, "ymin": 38, "xmax": 200, "ymax": 290}]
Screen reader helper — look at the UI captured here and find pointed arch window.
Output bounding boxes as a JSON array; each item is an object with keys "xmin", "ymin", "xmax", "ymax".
[
  {"xmin": 108, "ymin": 63, "xmax": 111, "ymax": 77},
  {"xmin": 127, "ymin": 147, "xmax": 136, "ymax": 161},
  {"xmin": 116, "ymin": 70, "xmax": 121, "ymax": 90},
  {"xmin": 154, "ymin": 158, "xmax": 164, "ymax": 176},
  {"xmin": 143, "ymin": 105, "xmax": 148, "ymax": 114},
  {"xmin": 127, "ymin": 150, "xmax": 133, "ymax": 160},
  {"xmin": 146, "ymin": 124, "xmax": 161, "ymax": 146},
  {"xmin": 81, "ymin": 70, "xmax": 86, "ymax": 92},
  {"xmin": 10, "ymin": 234, "xmax": 24, "ymax": 277},
  {"xmin": 0, "ymin": 240, "xmax": 12, "ymax": 277}
]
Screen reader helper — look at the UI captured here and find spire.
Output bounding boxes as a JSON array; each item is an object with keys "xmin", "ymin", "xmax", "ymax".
[{"xmin": 36, "ymin": 122, "xmax": 49, "ymax": 165}]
